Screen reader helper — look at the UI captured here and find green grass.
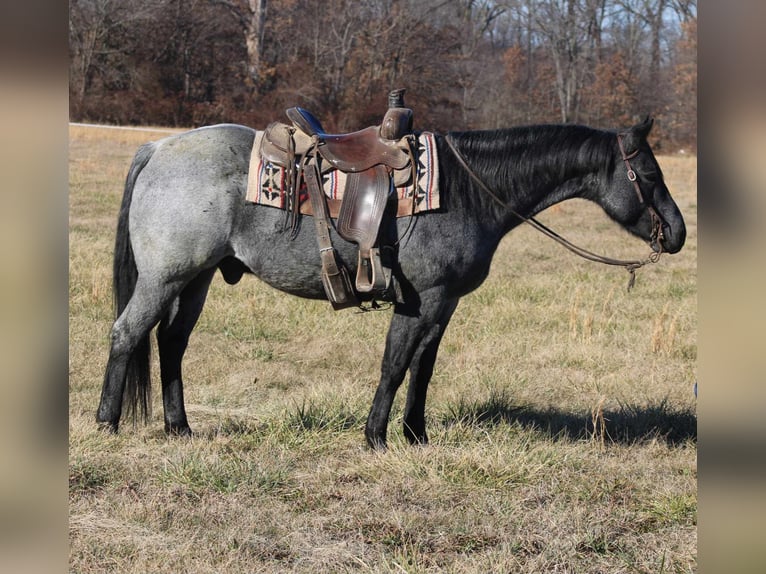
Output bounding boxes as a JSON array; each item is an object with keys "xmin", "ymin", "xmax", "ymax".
[{"xmin": 69, "ymin": 126, "xmax": 697, "ymax": 573}]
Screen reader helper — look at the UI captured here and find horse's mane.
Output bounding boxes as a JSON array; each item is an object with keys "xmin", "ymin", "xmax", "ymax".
[{"xmin": 446, "ymin": 124, "xmax": 619, "ymax": 206}]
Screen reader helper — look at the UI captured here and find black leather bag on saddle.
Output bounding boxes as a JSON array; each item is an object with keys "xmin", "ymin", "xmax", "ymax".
[{"xmin": 260, "ymin": 89, "xmax": 416, "ymax": 309}]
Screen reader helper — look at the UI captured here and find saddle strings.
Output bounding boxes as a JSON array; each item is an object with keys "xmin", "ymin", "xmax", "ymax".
[
  {"xmin": 285, "ymin": 130, "xmax": 302, "ymax": 237},
  {"xmin": 444, "ymin": 133, "xmax": 663, "ymax": 291}
]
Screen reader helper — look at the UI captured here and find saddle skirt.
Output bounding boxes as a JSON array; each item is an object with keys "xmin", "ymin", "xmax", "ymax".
[{"xmin": 246, "ymin": 129, "xmax": 440, "ymax": 216}]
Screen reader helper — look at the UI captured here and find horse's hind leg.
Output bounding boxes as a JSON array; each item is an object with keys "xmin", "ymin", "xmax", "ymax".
[
  {"xmin": 156, "ymin": 268, "xmax": 216, "ymax": 436},
  {"xmin": 97, "ymin": 277, "xmax": 185, "ymax": 432}
]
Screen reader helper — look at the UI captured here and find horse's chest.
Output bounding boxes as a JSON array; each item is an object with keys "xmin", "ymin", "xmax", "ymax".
[{"xmin": 398, "ymin": 232, "xmax": 495, "ymax": 294}]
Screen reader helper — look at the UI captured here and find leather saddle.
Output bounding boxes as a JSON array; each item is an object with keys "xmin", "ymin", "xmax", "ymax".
[
  {"xmin": 285, "ymin": 107, "xmax": 411, "ymax": 172},
  {"xmin": 261, "ymin": 89, "xmax": 416, "ymax": 309}
]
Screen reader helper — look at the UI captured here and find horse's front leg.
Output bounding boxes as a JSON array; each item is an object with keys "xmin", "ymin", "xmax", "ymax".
[
  {"xmin": 402, "ymin": 298, "xmax": 459, "ymax": 445},
  {"xmin": 365, "ymin": 288, "xmax": 454, "ymax": 449}
]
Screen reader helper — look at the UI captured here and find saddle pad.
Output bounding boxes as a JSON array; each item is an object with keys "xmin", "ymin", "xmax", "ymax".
[{"xmin": 246, "ymin": 131, "xmax": 440, "ymax": 214}]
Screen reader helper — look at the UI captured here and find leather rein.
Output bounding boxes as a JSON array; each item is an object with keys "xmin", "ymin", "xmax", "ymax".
[{"xmin": 444, "ymin": 132, "xmax": 664, "ymax": 291}]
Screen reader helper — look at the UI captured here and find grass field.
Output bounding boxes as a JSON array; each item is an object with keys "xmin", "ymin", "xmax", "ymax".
[{"xmin": 69, "ymin": 124, "xmax": 697, "ymax": 573}]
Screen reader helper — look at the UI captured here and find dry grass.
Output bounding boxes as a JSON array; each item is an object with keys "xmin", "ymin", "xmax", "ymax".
[{"xmin": 69, "ymin": 125, "xmax": 696, "ymax": 573}]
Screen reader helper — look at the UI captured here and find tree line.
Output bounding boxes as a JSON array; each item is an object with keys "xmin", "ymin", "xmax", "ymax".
[{"xmin": 69, "ymin": 0, "xmax": 696, "ymax": 151}]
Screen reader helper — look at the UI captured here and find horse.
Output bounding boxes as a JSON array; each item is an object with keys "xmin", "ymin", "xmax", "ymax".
[{"xmin": 96, "ymin": 116, "xmax": 686, "ymax": 449}]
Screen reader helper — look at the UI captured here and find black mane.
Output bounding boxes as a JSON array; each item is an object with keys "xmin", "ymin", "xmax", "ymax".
[{"xmin": 445, "ymin": 124, "xmax": 619, "ymax": 207}]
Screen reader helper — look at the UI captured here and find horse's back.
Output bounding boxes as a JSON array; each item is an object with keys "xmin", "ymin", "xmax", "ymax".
[{"xmin": 151, "ymin": 123, "xmax": 256, "ymax": 166}]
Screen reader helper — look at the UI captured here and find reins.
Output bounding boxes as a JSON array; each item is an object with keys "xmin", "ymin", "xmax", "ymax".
[{"xmin": 444, "ymin": 133, "xmax": 663, "ymax": 291}]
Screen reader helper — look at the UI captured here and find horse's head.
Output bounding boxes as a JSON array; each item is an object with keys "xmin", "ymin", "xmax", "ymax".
[{"xmin": 604, "ymin": 117, "xmax": 686, "ymax": 254}]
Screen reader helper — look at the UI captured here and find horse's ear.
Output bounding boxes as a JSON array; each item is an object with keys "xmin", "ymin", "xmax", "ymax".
[{"xmin": 632, "ymin": 116, "xmax": 654, "ymax": 139}]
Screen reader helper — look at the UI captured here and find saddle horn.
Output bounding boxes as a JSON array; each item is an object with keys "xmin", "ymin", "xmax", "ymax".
[{"xmin": 381, "ymin": 88, "xmax": 413, "ymax": 141}]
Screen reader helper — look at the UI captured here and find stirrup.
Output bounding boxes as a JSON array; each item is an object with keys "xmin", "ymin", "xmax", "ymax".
[{"xmin": 355, "ymin": 247, "xmax": 391, "ymax": 293}]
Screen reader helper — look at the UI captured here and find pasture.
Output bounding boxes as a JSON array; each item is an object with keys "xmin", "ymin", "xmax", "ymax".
[{"xmin": 69, "ymin": 124, "xmax": 697, "ymax": 573}]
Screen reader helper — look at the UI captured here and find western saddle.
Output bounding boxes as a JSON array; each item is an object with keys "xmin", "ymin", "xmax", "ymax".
[{"xmin": 260, "ymin": 89, "xmax": 416, "ymax": 309}]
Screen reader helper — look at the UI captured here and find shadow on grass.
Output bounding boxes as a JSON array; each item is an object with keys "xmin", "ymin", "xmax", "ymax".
[{"xmin": 440, "ymin": 392, "xmax": 696, "ymax": 446}]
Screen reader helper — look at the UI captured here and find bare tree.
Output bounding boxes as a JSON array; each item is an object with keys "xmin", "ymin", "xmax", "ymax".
[
  {"xmin": 211, "ymin": 0, "xmax": 267, "ymax": 86},
  {"xmin": 668, "ymin": 0, "xmax": 696, "ymax": 23},
  {"xmin": 445, "ymin": 0, "xmax": 509, "ymax": 126},
  {"xmin": 529, "ymin": 0, "xmax": 605, "ymax": 123},
  {"xmin": 615, "ymin": 0, "xmax": 667, "ymax": 87},
  {"xmin": 69, "ymin": 0, "xmax": 152, "ymax": 113}
]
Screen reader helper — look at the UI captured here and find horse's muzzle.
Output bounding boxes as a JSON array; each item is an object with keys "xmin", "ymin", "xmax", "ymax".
[{"xmin": 659, "ymin": 221, "xmax": 686, "ymax": 254}]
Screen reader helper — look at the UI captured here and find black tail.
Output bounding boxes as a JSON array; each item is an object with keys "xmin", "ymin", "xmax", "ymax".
[{"xmin": 113, "ymin": 143, "xmax": 155, "ymax": 425}]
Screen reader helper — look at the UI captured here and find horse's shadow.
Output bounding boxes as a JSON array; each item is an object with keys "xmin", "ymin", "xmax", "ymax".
[
  {"xmin": 202, "ymin": 393, "xmax": 696, "ymax": 447},
  {"xmin": 439, "ymin": 394, "xmax": 697, "ymax": 446}
]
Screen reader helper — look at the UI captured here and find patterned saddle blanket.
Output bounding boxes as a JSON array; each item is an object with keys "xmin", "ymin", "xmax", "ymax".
[{"xmin": 246, "ymin": 130, "xmax": 440, "ymax": 217}]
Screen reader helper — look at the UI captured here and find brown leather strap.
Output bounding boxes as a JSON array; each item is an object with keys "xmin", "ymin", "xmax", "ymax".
[
  {"xmin": 304, "ymin": 160, "xmax": 358, "ymax": 308},
  {"xmin": 617, "ymin": 132, "xmax": 665, "ymax": 249},
  {"xmin": 616, "ymin": 133, "xmax": 644, "ymax": 204},
  {"xmin": 305, "ymin": 161, "xmax": 333, "ymax": 255}
]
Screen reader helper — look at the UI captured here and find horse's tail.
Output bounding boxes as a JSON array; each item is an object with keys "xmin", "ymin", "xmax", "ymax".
[{"xmin": 113, "ymin": 142, "xmax": 155, "ymax": 425}]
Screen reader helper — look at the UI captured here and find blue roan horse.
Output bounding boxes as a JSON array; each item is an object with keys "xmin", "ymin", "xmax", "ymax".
[{"xmin": 97, "ymin": 117, "xmax": 686, "ymax": 448}]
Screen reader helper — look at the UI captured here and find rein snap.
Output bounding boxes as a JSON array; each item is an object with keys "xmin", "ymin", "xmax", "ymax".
[{"xmin": 445, "ymin": 133, "xmax": 663, "ymax": 291}]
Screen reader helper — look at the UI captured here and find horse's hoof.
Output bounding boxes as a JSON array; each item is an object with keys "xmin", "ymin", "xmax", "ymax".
[
  {"xmin": 96, "ymin": 420, "xmax": 119, "ymax": 434},
  {"xmin": 165, "ymin": 424, "xmax": 193, "ymax": 437},
  {"xmin": 404, "ymin": 432, "xmax": 429, "ymax": 446},
  {"xmin": 365, "ymin": 432, "xmax": 387, "ymax": 451}
]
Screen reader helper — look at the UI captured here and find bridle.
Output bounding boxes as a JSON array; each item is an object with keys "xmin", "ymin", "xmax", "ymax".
[
  {"xmin": 616, "ymin": 133, "xmax": 665, "ymax": 250},
  {"xmin": 444, "ymin": 132, "xmax": 665, "ymax": 291}
]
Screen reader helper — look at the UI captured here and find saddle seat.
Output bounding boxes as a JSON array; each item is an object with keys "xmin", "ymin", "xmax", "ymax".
[{"xmin": 285, "ymin": 107, "xmax": 411, "ymax": 172}]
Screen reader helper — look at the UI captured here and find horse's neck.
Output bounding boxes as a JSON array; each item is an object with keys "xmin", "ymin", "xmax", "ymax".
[{"xmin": 466, "ymin": 126, "xmax": 608, "ymax": 222}]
